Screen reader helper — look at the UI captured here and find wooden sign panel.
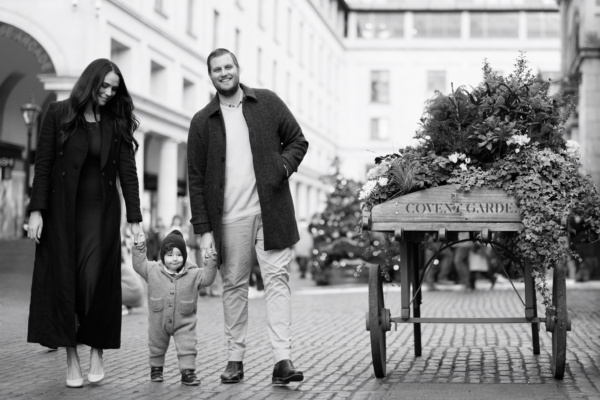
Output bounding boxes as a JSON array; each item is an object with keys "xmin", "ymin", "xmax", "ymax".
[{"xmin": 368, "ymin": 186, "xmax": 523, "ymax": 233}]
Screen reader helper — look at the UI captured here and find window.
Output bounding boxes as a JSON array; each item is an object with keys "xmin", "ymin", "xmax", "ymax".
[
  {"xmin": 298, "ymin": 82, "xmax": 303, "ymax": 112},
  {"xmin": 234, "ymin": 28, "xmax": 241, "ymax": 55},
  {"xmin": 286, "ymin": 8, "xmax": 292, "ymax": 54},
  {"xmin": 154, "ymin": 0, "xmax": 166, "ymax": 15},
  {"xmin": 257, "ymin": 47, "xmax": 263, "ymax": 84},
  {"xmin": 527, "ymin": 12, "xmax": 560, "ymax": 38},
  {"xmin": 318, "ymin": 45, "xmax": 324, "ymax": 84},
  {"xmin": 298, "ymin": 22, "xmax": 304, "ymax": 65},
  {"xmin": 258, "ymin": 0, "xmax": 265, "ymax": 29},
  {"xmin": 272, "ymin": 60, "xmax": 277, "ymax": 91},
  {"xmin": 110, "ymin": 39, "xmax": 131, "ymax": 77},
  {"xmin": 273, "ymin": 0, "xmax": 279, "ymax": 41},
  {"xmin": 413, "ymin": 12, "xmax": 461, "ymax": 38},
  {"xmin": 427, "ymin": 71, "xmax": 446, "ymax": 93},
  {"xmin": 357, "ymin": 12, "xmax": 404, "ymax": 38},
  {"xmin": 470, "ymin": 12, "xmax": 519, "ymax": 38},
  {"xmin": 213, "ymin": 10, "xmax": 220, "ymax": 49},
  {"xmin": 370, "ymin": 118, "xmax": 390, "ymax": 141},
  {"xmin": 150, "ymin": 60, "xmax": 166, "ymax": 98},
  {"xmin": 183, "ymin": 78, "xmax": 195, "ymax": 111},
  {"xmin": 285, "ymin": 71, "xmax": 291, "ymax": 103},
  {"xmin": 308, "ymin": 34, "xmax": 314, "ymax": 75},
  {"xmin": 186, "ymin": 0, "xmax": 196, "ymax": 36},
  {"xmin": 308, "ymin": 91, "xmax": 313, "ymax": 120},
  {"xmin": 371, "ymin": 71, "xmax": 389, "ymax": 103}
]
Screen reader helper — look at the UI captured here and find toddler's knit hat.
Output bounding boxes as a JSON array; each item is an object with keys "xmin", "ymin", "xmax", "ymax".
[{"xmin": 160, "ymin": 230, "xmax": 187, "ymax": 266}]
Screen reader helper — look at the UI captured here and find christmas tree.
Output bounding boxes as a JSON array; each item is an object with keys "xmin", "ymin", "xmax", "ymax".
[{"xmin": 310, "ymin": 159, "xmax": 400, "ymax": 285}]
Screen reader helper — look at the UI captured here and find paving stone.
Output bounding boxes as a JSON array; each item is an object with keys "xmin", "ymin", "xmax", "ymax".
[{"xmin": 1, "ymin": 239, "xmax": 599, "ymax": 399}]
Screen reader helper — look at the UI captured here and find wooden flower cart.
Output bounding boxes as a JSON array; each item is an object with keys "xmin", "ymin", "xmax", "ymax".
[{"xmin": 362, "ymin": 186, "xmax": 571, "ymax": 379}]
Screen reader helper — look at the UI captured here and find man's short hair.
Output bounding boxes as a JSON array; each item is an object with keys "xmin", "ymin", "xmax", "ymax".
[{"xmin": 207, "ymin": 48, "xmax": 240, "ymax": 74}]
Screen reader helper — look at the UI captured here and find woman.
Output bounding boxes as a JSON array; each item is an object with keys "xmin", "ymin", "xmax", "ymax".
[{"xmin": 27, "ymin": 59, "xmax": 143, "ymax": 388}]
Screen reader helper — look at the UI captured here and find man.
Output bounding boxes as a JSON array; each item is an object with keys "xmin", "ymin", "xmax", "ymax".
[{"xmin": 187, "ymin": 48, "xmax": 308, "ymax": 385}]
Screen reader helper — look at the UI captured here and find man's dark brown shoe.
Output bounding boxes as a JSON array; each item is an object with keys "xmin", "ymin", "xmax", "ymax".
[
  {"xmin": 272, "ymin": 359, "xmax": 304, "ymax": 385},
  {"xmin": 220, "ymin": 361, "xmax": 244, "ymax": 383}
]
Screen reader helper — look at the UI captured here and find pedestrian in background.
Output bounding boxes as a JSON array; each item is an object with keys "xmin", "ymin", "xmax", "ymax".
[
  {"xmin": 453, "ymin": 241, "xmax": 472, "ymax": 290},
  {"xmin": 467, "ymin": 243, "xmax": 496, "ymax": 290},
  {"xmin": 26, "ymin": 58, "xmax": 143, "ymax": 388},
  {"xmin": 187, "ymin": 48, "xmax": 308, "ymax": 385},
  {"xmin": 423, "ymin": 239, "xmax": 454, "ymax": 290},
  {"xmin": 294, "ymin": 218, "xmax": 313, "ymax": 279},
  {"xmin": 248, "ymin": 253, "xmax": 265, "ymax": 299},
  {"xmin": 132, "ymin": 230, "xmax": 217, "ymax": 386}
]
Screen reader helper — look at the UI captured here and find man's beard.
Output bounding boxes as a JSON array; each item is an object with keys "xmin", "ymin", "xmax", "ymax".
[{"xmin": 216, "ymin": 83, "xmax": 239, "ymax": 98}]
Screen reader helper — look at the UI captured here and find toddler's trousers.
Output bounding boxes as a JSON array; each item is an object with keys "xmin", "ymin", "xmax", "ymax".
[{"xmin": 149, "ymin": 323, "xmax": 197, "ymax": 372}]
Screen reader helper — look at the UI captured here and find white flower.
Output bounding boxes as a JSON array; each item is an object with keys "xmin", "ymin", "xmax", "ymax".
[
  {"xmin": 459, "ymin": 163, "xmax": 467, "ymax": 171},
  {"xmin": 358, "ymin": 180, "xmax": 377, "ymax": 200},
  {"xmin": 425, "ymin": 135, "xmax": 431, "ymax": 141},
  {"xmin": 378, "ymin": 177, "xmax": 389, "ymax": 186},
  {"xmin": 507, "ymin": 134, "xmax": 531, "ymax": 147},
  {"xmin": 448, "ymin": 152, "xmax": 460, "ymax": 163},
  {"xmin": 366, "ymin": 162, "xmax": 390, "ymax": 180},
  {"xmin": 566, "ymin": 140, "xmax": 579, "ymax": 151},
  {"xmin": 565, "ymin": 140, "xmax": 581, "ymax": 159},
  {"xmin": 465, "ymin": 157, "xmax": 471, "ymax": 164},
  {"xmin": 458, "ymin": 153, "xmax": 466, "ymax": 160}
]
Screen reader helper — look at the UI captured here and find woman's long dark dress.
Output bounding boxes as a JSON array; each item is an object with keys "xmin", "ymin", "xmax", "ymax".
[
  {"xmin": 75, "ymin": 122, "xmax": 103, "ymax": 323},
  {"xmin": 27, "ymin": 100, "xmax": 142, "ymax": 350}
]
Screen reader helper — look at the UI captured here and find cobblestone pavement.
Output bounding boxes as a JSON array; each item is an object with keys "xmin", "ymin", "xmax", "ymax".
[{"xmin": 1, "ymin": 239, "xmax": 599, "ymax": 400}]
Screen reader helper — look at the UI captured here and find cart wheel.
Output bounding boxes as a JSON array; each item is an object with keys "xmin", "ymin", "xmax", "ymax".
[
  {"xmin": 368, "ymin": 264, "xmax": 390, "ymax": 378},
  {"xmin": 550, "ymin": 263, "xmax": 568, "ymax": 379}
]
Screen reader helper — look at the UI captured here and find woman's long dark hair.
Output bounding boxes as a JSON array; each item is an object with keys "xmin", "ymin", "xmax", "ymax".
[{"xmin": 61, "ymin": 58, "xmax": 139, "ymax": 151}]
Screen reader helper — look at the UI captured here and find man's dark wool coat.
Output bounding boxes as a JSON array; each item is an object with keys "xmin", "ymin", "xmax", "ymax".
[
  {"xmin": 27, "ymin": 100, "xmax": 142, "ymax": 349},
  {"xmin": 187, "ymin": 84, "xmax": 309, "ymax": 265}
]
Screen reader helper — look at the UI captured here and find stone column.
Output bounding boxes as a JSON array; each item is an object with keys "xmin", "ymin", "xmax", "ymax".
[
  {"xmin": 135, "ymin": 130, "xmax": 146, "ymax": 194},
  {"xmin": 308, "ymin": 185, "xmax": 319, "ymax": 220},
  {"xmin": 288, "ymin": 178, "xmax": 298, "ymax": 216},
  {"xmin": 134, "ymin": 130, "xmax": 150, "ymax": 227},
  {"xmin": 580, "ymin": 57, "xmax": 600, "ymax": 189},
  {"xmin": 157, "ymin": 138, "xmax": 179, "ymax": 228},
  {"xmin": 297, "ymin": 182, "xmax": 309, "ymax": 220}
]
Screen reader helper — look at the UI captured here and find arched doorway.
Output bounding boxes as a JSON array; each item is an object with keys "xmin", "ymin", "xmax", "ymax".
[{"xmin": 0, "ymin": 22, "xmax": 56, "ymax": 238}]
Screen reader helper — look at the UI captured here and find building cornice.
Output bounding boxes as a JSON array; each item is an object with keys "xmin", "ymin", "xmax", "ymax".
[
  {"xmin": 568, "ymin": 47, "xmax": 600, "ymax": 75},
  {"xmin": 306, "ymin": 0, "xmax": 348, "ymax": 48},
  {"xmin": 346, "ymin": 0, "xmax": 558, "ymax": 11},
  {"xmin": 106, "ymin": 0, "xmax": 206, "ymax": 64}
]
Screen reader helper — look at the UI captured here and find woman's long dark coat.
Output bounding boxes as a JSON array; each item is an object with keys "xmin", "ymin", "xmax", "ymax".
[{"xmin": 27, "ymin": 100, "xmax": 142, "ymax": 349}]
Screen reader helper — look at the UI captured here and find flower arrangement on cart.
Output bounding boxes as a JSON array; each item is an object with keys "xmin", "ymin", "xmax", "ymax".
[
  {"xmin": 359, "ymin": 54, "xmax": 600, "ymax": 306},
  {"xmin": 358, "ymin": 55, "xmax": 600, "ymax": 380}
]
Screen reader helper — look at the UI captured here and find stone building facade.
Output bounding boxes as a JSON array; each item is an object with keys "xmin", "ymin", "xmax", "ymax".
[{"xmin": 0, "ymin": 0, "xmax": 564, "ymax": 239}]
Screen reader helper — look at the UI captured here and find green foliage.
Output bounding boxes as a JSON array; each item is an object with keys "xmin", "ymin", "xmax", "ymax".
[{"xmin": 359, "ymin": 54, "xmax": 600, "ymax": 305}]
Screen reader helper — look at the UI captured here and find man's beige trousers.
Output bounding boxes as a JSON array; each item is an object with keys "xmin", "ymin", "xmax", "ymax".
[{"xmin": 220, "ymin": 213, "xmax": 293, "ymax": 363}]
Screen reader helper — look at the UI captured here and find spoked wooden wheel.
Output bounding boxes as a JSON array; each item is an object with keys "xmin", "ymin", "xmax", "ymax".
[
  {"xmin": 547, "ymin": 263, "xmax": 570, "ymax": 379},
  {"xmin": 366, "ymin": 264, "xmax": 391, "ymax": 378}
]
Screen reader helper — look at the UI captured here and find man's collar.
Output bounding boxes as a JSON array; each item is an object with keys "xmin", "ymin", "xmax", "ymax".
[{"xmin": 207, "ymin": 83, "xmax": 256, "ymax": 115}]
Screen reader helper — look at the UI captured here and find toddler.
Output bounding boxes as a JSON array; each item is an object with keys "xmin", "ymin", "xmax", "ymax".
[{"xmin": 133, "ymin": 229, "xmax": 217, "ymax": 385}]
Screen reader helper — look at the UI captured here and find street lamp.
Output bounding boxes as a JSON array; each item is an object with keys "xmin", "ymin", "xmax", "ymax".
[{"xmin": 21, "ymin": 96, "xmax": 41, "ymax": 199}]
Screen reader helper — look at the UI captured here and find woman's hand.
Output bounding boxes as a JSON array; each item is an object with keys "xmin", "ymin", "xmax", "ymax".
[
  {"xmin": 130, "ymin": 222, "xmax": 143, "ymax": 243},
  {"xmin": 28, "ymin": 211, "xmax": 43, "ymax": 244}
]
